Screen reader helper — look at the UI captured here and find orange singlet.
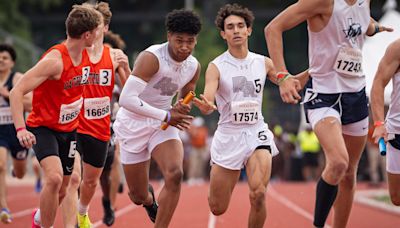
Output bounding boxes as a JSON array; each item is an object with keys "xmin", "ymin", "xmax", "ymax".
[
  {"xmin": 27, "ymin": 44, "xmax": 89, "ymax": 132},
  {"xmin": 78, "ymin": 45, "xmax": 115, "ymax": 141}
]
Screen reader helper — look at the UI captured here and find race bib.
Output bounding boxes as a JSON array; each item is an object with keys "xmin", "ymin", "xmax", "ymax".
[
  {"xmin": 231, "ymin": 100, "xmax": 260, "ymax": 124},
  {"xmin": 334, "ymin": 47, "xmax": 363, "ymax": 77},
  {"xmin": 59, "ymin": 97, "xmax": 83, "ymax": 124},
  {"xmin": 84, "ymin": 96, "xmax": 110, "ymax": 120},
  {"xmin": 0, "ymin": 107, "xmax": 13, "ymax": 125}
]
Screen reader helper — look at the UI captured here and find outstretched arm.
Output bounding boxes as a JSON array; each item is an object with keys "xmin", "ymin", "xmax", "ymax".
[
  {"xmin": 366, "ymin": 17, "xmax": 393, "ymax": 37},
  {"xmin": 193, "ymin": 63, "xmax": 218, "ymax": 115}
]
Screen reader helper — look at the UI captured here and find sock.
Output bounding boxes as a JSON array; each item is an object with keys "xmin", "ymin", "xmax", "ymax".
[
  {"xmin": 313, "ymin": 177, "xmax": 338, "ymax": 227},
  {"xmin": 34, "ymin": 209, "xmax": 41, "ymax": 225},
  {"xmin": 78, "ymin": 201, "xmax": 89, "ymax": 215}
]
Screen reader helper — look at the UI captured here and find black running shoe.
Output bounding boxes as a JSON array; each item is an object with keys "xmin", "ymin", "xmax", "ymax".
[
  {"xmin": 102, "ymin": 197, "xmax": 115, "ymax": 226},
  {"xmin": 143, "ymin": 184, "xmax": 158, "ymax": 223}
]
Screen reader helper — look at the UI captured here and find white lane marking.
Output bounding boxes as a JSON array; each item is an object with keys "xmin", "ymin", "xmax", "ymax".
[{"xmin": 268, "ymin": 185, "xmax": 332, "ymax": 228}]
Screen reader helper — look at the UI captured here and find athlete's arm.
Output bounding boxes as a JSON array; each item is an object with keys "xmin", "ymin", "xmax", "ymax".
[
  {"xmin": 265, "ymin": 57, "xmax": 301, "ymax": 104},
  {"xmin": 265, "ymin": 0, "xmax": 329, "ymax": 72},
  {"xmin": 193, "ymin": 63, "xmax": 218, "ymax": 115},
  {"xmin": 119, "ymin": 51, "xmax": 167, "ymax": 120},
  {"xmin": 175, "ymin": 62, "xmax": 201, "ymax": 114},
  {"xmin": 371, "ymin": 39, "xmax": 400, "ymax": 143},
  {"xmin": 10, "ymin": 50, "xmax": 63, "ymax": 147},
  {"xmin": 366, "ymin": 17, "xmax": 393, "ymax": 36},
  {"xmin": 13, "ymin": 72, "xmax": 33, "ymax": 112},
  {"xmin": 112, "ymin": 48, "xmax": 130, "ymax": 86},
  {"xmin": 293, "ymin": 70, "xmax": 310, "ymax": 89}
]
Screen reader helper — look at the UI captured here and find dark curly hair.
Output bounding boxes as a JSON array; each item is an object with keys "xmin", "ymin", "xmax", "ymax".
[
  {"xmin": 165, "ymin": 9, "xmax": 202, "ymax": 35},
  {"xmin": 0, "ymin": 43, "xmax": 17, "ymax": 61},
  {"xmin": 215, "ymin": 4, "xmax": 254, "ymax": 31}
]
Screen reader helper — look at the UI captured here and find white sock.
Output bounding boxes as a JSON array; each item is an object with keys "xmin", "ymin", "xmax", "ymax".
[
  {"xmin": 78, "ymin": 201, "xmax": 89, "ymax": 215},
  {"xmin": 34, "ymin": 209, "xmax": 41, "ymax": 225}
]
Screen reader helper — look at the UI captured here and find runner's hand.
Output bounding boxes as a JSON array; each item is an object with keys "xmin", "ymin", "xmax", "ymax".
[
  {"xmin": 193, "ymin": 94, "xmax": 217, "ymax": 115},
  {"xmin": 17, "ymin": 129, "xmax": 36, "ymax": 148},
  {"xmin": 279, "ymin": 77, "xmax": 301, "ymax": 104},
  {"xmin": 372, "ymin": 125, "xmax": 387, "ymax": 144},
  {"xmin": 168, "ymin": 108, "xmax": 193, "ymax": 130},
  {"xmin": 173, "ymin": 98, "xmax": 191, "ymax": 114}
]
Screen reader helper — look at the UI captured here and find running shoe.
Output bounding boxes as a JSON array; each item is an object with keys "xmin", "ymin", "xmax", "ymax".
[
  {"xmin": 143, "ymin": 184, "xmax": 158, "ymax": 223},
  {"xmin": 102, "ymin": 197, "xmax": 115, "ymax": 226},
  {"xmin": 31, "ymin": 208, "xmax": 40, "ymax": 228},
  {"xmin": 77, "ymin": 213, "xmax": 92, "ymax": 228}
]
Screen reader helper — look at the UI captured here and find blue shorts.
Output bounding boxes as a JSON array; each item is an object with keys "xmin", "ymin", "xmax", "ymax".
[
  {"xmin": 389, "ymin": 134, "xmax": 400, "ymax": 150},
  {"xmin": 303, "ymin": 80, "xmax": 368, "ymax": 125},
  {"xmin": 0, "ymin": 124, "xmax": 28, "ymax": 160}
]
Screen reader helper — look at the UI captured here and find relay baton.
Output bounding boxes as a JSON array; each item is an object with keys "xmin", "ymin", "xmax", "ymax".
[
  {"xmin": 161, "ymin": 91, "xmax": 196, "ymax": 130},
  {"xmin": 378, "ymin": 137, "xmax": 386, "ymax": 156}
]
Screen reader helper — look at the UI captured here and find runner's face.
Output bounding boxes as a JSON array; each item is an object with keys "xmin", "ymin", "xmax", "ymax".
[
  {"xmin": 85, "ymin": 24, "xmax": 103, "ymax": 47},
  {"xmin": 221, "ymin": 15, "xmax": 251, "ymax": 47},
  {"xmin": 0, "ymin": 52, "xmax": 14, "ymax": 72},
  {"xmin": 167, "ymin": 32, "xmax": 197, "ymax": 62}
]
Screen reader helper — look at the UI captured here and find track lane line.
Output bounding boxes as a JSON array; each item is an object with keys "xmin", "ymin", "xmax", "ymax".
[{"xmin": 268, "ymin": 185, "xmax": 332, "ymax": 228}]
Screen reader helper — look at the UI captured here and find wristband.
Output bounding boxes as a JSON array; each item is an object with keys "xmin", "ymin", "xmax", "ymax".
[
  {"xmin": 166, "ymin": 111, "xmax": 171, "ymax": 123},
  {"xmin": 374, "ymin": 23, "xmax": 380, "ymax": 35},
  {"xmin": 374, "ymin": 121, "xmax": 384, "ymax": 128},
  {"xmin": 277, "ymin": 71, "xmax": 292, "ymax": 85},
  {"xmin": 16, "ymin": 127, "xmax": 26, "ymax": 133},
  {"xmin": 276, "ymin": 71, "xmax": 288, "ymax": 80}
]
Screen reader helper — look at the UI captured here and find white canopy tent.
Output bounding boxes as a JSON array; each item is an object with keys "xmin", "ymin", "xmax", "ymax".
[{"xmin": 363, "ymin": 0, "xmax": 399, "ymax": 105}]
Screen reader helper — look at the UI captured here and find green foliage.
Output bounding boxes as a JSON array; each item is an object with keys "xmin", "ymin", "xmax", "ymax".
[
  {"xmin": 192, "ymin": 22, "xmax": 225, "ymax": 95},
  {"xmin": 0, "ymin": 0, "xmax": 62, "ymax": 71}
]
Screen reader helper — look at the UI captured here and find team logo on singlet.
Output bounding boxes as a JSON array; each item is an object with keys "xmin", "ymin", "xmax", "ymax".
[
  {"xmin": 153, "ymin": 77, "xmax": 179, "ymax": 96},
  {"xmin": 342, "ymin": 18, "xmax": 362, "ymax": 44},
  {"xmin": 232, "ymin": 76, "xmax": 257, "ymax": 97}
]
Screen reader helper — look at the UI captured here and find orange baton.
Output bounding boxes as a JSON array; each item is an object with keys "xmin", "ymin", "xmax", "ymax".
[{"xmin": 161, "ymin": 91, "xmax": 196, "ymax": 130}]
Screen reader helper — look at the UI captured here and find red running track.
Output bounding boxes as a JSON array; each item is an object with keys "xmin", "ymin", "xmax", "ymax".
[{"xmin": 2, "ymin": 181, "xmax": 399, "ymax": 228}]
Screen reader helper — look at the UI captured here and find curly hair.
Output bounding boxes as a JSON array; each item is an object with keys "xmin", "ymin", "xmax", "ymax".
[
  {"xmin": 165, "ymin": 9, "xmax": 202, "ymax": 35},
  {"xmin": 215, "ymin": 4, "xmax": 254, "ymax": 31},
  {"xmin": 0, "ymin": 43, "xmax": 17, "ymax": 61}
]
